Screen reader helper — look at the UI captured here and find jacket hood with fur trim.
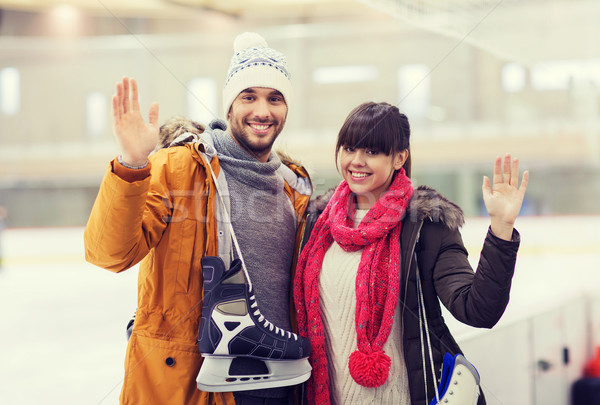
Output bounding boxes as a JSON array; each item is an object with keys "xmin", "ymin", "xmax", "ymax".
[{"xmin": 407, "ymin": 185, "xmax": 464, "ymax": 230}]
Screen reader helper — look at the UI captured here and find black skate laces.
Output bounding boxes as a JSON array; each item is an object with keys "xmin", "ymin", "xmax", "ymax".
[{"xmin": 205, "ymin": 153, "xmax": 299, "ymax": 341}]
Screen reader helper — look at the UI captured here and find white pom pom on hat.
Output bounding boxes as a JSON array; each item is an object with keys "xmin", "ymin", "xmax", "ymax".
[
  {"xmin": 233, "ymin": 32, "xmax": 268, "ymax": 53},
  {"xmin": 222, "ymin": 32, "xmax": 292, "ymax": 116}
]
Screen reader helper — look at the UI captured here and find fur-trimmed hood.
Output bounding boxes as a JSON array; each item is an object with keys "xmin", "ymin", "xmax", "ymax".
[
  {"xmin": 307, "ymin": 185, "xmax": 464, "ymax": 230},
  {"xmin": 407, "ymin": 185, "xmax": 464, "ymax": 230},
  {"xmin": 274, "ymin": 149, "xmax": 303, "ymax": 170}
]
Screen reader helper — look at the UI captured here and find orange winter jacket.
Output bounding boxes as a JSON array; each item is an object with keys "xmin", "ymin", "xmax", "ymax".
[{"xmin": 84, "ymin": 141, "xmax": 312, "ymax": 405}]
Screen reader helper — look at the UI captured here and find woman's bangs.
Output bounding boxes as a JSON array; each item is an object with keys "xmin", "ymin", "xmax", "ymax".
[{"xmin": 341, "ymin": 114, "xmax": 394, "ymax": 155}]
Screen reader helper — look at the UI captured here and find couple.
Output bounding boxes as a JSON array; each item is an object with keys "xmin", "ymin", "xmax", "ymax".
[{"xmin": 84, "ymin": 32, "xmax": 528, "ymax": 405}]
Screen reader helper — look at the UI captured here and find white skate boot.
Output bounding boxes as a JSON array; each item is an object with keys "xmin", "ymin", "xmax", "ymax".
[
  {"xmin": 197, "ymin": 256, "xmax": 312, "ymax": 392},
  {"xmin": 429, "ymin": 353, "xmax": 480, "ymax": 405}
]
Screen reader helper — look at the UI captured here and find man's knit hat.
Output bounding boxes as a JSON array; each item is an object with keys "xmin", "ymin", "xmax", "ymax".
[{"xmin": 222, "ymin": 32, "xmax": 292, "ymax": 116}]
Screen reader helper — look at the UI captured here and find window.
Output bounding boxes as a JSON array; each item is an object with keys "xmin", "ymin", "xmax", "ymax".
[
  {"xmin": 187, "ymin": 78, "xmax": 218, "ymax": 125},
  {"xmin": 0, "ymin": 67, "xmax": 20, "ymax": 116},
  {"xmin": 502, "ymin": 63, "xmax": 526, "ymax": 92},
  {"xmin": 531, "ymin": 59, "xmax": 600, "ymax": 91},
  {"xmin": 397, "ymin": 64, "xmax": 430, "ymax": 119},
  {"xmin": 86, "ymin": 92, "xmax": 107, "ymax": 139}
]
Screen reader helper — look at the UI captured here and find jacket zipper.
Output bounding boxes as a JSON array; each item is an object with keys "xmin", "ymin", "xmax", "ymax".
[
  {"xmin": 401, "ymin": 220, "xmax": 423, "ymax": 405},
  {"xmin": 297, "ymin": 212, "xmax": 311, "ymax": 256},
  {"xmin": 400, "ymin": 220, "xmax": 424, "ymax": 335},
  {"xmin": 404, "ymin": 221, "xmax": 424, "ymax": 304}
]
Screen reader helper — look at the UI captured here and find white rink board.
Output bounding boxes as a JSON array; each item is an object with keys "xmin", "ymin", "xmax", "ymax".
[{"xmin": 450, "ymin": 215, "xmax": 600, "ymax": 339}]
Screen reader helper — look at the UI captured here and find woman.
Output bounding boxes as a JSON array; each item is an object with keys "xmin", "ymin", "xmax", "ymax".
[{"xmin": 294, "ymin": 101, "xmax": 528, "ymax": 404}]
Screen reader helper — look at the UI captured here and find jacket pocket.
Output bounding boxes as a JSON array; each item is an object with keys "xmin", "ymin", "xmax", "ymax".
[{"xmin": 121, "ymin": 334, "xmax": 207, "ymax": 404}]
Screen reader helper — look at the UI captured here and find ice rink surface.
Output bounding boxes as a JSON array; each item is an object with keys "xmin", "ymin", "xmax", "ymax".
[
  {"xmin": 1, "ymin": 216, "xmax": 599, "ymax": 404},
  {"xmin": 0, "ymin": 227, "xmax": 138, "ymax": 404}
]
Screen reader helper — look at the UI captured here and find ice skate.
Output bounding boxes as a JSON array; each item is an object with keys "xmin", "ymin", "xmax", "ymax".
[
  {"xmin": 429, "ymin": 353, "xmax": 480, "ymax": 405},
  {"xmin": 197, "ymin": 256, "xmax": 312, "ymax": 392}
]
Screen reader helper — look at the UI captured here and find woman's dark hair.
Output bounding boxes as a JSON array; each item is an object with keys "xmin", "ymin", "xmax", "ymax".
[{"xmin": 335, "ymin": 101, "xmax": 411, "ymax": 177}]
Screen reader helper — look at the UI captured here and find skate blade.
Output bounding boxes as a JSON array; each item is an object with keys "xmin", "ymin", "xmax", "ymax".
[{"xmin": 196, "ymin": 356, "xmax": 311, "ymax": 392}]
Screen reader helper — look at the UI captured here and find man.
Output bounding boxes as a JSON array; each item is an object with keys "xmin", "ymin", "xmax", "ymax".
[{"xmin": 84, "ymin": 32, "xmax": 312, "ymax": 405}]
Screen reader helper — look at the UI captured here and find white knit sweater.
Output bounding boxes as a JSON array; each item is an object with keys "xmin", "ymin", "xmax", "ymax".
[{"xmin": 319, "ymin": 209, "xmax": 411, "ymax": 405}]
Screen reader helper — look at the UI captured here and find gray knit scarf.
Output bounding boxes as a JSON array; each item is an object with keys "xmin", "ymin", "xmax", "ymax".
[{"xmin": 211, "ymin": 131, "xmax": 284, "ymax": 193}]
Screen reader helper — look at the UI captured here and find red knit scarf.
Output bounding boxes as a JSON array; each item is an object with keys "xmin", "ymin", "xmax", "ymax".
[{"xmin": 294, "ymin": 169, "xmax": 413, "ymax": 404}]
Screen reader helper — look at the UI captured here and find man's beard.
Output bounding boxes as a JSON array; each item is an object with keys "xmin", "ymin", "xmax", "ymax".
[{"xmin": 229, "ymin": 118, "xmax": 282, "ymax": 159}]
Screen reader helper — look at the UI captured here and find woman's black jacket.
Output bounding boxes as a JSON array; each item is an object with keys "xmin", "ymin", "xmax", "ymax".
[{"xmin": 299, "ymin": 186, "xmax": 520, "ymax": 405}]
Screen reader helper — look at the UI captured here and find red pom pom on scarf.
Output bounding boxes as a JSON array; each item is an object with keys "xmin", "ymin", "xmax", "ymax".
[{"xmin": 348, "ymin": 349, "xmax": 391, "ymax": 387}]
